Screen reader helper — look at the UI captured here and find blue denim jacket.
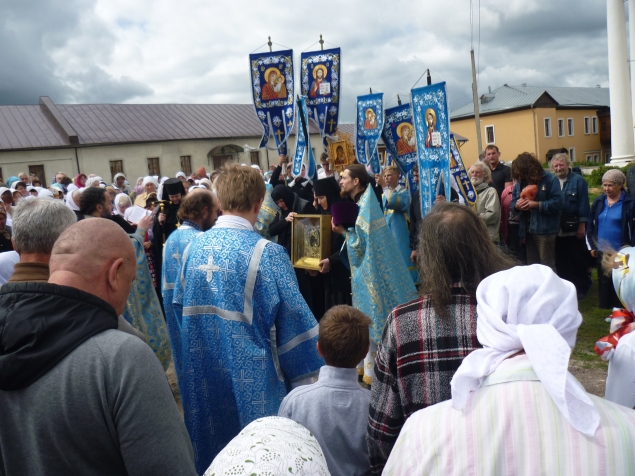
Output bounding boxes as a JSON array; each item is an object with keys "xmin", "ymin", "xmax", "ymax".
[
  {"xmin": 560, "ymin": 170, "xmax": 590, "ymax": 223},
  {"xmin": 510, "ymin": 170, "xmax": 563, "ymax": 238}
]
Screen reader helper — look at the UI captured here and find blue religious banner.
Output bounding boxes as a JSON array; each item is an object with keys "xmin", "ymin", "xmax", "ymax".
[
  {"xmin": 292, "ymin": 95, "xmax": 316, "ymax": 179},
  {"xmin": 450, "ymin": 134, "xmax": 477, "ymax": 207},
  {"xmin": 300, "ymin": 47, "xmax": 341, "ymax": 147},
  {"xmin": 249, "ymin": 50, "xmax": 294, "ymax": 155},
  {"xmin": 356, "ymin": 92, "xmax": 384, "ymax": 174},
  {"xmin": 382, "ymin": 103, "xmax": 418, "ymax": 174},
  {"xmin": 411, "ymin": 82, "xmax": 451, "ymax": 218}
]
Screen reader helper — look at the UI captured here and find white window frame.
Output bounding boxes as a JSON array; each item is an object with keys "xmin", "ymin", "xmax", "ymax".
[
  {"xmin": 585, "ymin": 154, "xmax": 592, "ymax": 163},
  {"xmin": 592, "ymin": 116, "xmax": 598, "ymax": 134},
  {"xmin": 584, "ymin": 116, "xmax": 590, "ymax": 134},
  {"xmin": 567, "ymin": 118, "xmax": 574, "ymax": 136},
  {"xmin": 557, "ymin": 118, "xmax": 565, "ymax": 137},
  {"xmin": 544, "ymin": 117, "xmax": 552, "ymax": 138},
  {"xmin": 485, "ymin": 125, "xmax": 495, "ymax": 144},
  {"xmin": 569, "ymin": 147, "xmax": 575, "ymax": 162},
  {"xmin": 593, "ymin": 154, "xmax": 599, "ymax": 163}
]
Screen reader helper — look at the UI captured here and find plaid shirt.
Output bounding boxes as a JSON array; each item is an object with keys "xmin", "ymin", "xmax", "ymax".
[{"xmin": 367, "ymin": 288, "xmax": 479, "ymax": 474}]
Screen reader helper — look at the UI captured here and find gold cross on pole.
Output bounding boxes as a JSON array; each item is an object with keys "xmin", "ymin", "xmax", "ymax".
[
  {"xmin": 268, "ymin": 36, "xmax": 272, "ymax": 52},
  {"xmin": 319, "ymin": 34, "xmax": 324, "ymax": 51}
]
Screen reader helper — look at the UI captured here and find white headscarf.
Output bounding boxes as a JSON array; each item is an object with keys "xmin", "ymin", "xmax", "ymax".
[
  {"xmin": 175, "ymin": 171, "xmax": 186, "ymax": 179},
  {"xmin": 114, "ymin": 193, "xmax": 132, "ymax": 215},
  {"xmin": 451, "ymin": 264, "xmax": 600, "ymax": 437},
  {"xmin": 86, "ymin": 176, "xmax": 103, "ymax": 188},
  {"xmin": 141, "ymin": 176, "xmax": 158, "ymax": 188},
  {"xmin": 205, "ymin": 417, "xmax": 329, "ymax": 476},
  {"xmin": 37, "ymin": 188, "xmax": 54, "ymax": 198},
  {"xmin": 65, "ymin": 189, "xmax": 81, "ymax": 211}
]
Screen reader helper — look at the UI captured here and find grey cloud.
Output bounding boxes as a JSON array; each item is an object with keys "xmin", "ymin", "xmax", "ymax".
[{"xmin": 0, "ymin": 0, "xmax": 153, "ymax": 105}]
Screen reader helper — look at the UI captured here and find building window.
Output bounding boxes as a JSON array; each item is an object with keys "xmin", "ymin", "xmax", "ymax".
[
  {"xmin": 544, "ymin": 118, "xmax": 552, "ymax": 138},
  {"xmin": 584, "ymin": 117, "xmax": 590, "ymax": 134},
  {"xmin": 569, "ymin": 148, "xmax": 575, "ymax": 162},
  {"xmin": 250, "ymin": 151, "xmax": 260, "ymax": 166},
  {"xmin": 558, "ymin": 118, "xmax": 564, "ymax": 137},
  {"xmin": 147, "ymin": 157, "xmax": 161, "ymax": 177},
  {"xmin": 485, "ymin": 125, "xmax": 495, "ymax": 144},
  {"xmin": 28, "ymin": 165, "xmax": 46, "ymax": 185},
  {"xmin": 602, "ymin": 120, "xmax": 607, "ymax": 132},
  {"xmin": 593, "ymin": 154, "xmax": 599, "ymax": 163},
  {"xmin": 606, "ymin": 152, "xmax": 611, "ymax": 162},
  {"xmin": 180, "ymin": 156, "xmax": 192, "ymax": 176},
  {"xmin": 592, "ymin": 116, "xmax": 598, "ymax": 134},
  {"xmin": 0, "ymin": 167, "xmax": 3, "ymax": 183},
  {"xmin": 585, "ymin": 154, "xmax": 592, "ymax": 163},
  {"xmin": 567, "ymin": 118, "xmax": 574, "ymax": 136},
  {"xmin": 109, "ymin": 160, "xmax": 124, "ymax": 181}
]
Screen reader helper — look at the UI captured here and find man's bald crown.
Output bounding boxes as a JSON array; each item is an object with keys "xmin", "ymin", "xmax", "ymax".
[{"xmin": 50, "ymin": 218, "xmax": 135, "ymax": 277}]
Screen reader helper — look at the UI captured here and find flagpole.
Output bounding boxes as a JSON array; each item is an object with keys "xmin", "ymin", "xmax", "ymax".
[{"xmin": 297, "ymin": 95, "xmax": 316, "ymax": 181}]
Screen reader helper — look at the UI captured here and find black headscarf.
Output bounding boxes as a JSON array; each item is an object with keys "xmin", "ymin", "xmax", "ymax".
[{"xmin": 271, "ymin": 185, "xmax": 296, "ymax": 212}]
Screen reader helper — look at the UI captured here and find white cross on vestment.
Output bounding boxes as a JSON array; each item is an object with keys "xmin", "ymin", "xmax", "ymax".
[
  {"xmin": 172, "ymin": 250, "xmax": 181, "ymax": 267},
  {"xmin": 197, "ymin": 246, "xmax": 220, "ymax": 282}
]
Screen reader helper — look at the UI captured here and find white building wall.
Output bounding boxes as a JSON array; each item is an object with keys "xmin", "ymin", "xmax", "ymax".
[{"xmin": 0, "ymin": 133, "xmax": 325, "ymax": 184}]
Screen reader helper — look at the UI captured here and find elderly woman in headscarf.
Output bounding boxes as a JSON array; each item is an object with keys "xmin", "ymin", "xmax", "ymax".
[
  {"xmin": 134, "ymin": 176, "xmax": 159, "ymax": 207},
  {"xmin": 587, "ymin": 168, "xmax": 635, "ymax": 309},
  {"xmin": 74, "ymin": 173, "xmax": 87, "ymax": 189},
  {"xmin": 0, "ymin": 204, "xmax": 13, "ymax": 253},
  {"xmin": 114, "ymin": 193, "xmax": 132, "ymax": 216},
  {"xmin": 65, "ymin": 189, "xmax": 82, "ymax": 220}
]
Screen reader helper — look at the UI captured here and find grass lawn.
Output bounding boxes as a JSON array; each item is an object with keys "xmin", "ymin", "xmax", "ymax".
[{"xmin": 572, "ymin": 269, "xmax": 610, "ymax": 370}]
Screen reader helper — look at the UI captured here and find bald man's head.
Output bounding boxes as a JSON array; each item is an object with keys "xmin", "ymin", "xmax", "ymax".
[{"xmin": 49, "ymin": 219, "xmax": 136, "ymax": 315}]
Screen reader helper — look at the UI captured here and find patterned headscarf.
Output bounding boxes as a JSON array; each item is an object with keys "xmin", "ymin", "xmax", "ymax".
[
  {"xmin": 205, "ymin": 417, "xmax": 329, "ymax": 476},
  {"xmin": 602, "ymin": 169, "xmax": 626, "ymax": 187}
]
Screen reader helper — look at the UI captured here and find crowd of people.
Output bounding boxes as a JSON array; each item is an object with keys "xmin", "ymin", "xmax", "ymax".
[{"xmin": 1, "ymin": 147, "xmax": 635, "ymax": 476}]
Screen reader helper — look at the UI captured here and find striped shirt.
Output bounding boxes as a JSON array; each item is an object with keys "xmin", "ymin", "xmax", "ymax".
[{"xmin": 383, "ymin": 354, "xmax": 635, "ymax": 476}]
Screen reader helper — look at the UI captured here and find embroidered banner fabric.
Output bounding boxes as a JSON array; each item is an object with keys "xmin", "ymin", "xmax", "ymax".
[
  {"xmin": 356, "ymin": 92, "xmax": 384, "ymax": 174},
  {"xmin": 382, "ymin": 103, "xmax": 418, "ymax": 174},
  {"xmin": 450, "ymin": 134, "xmax": 477, "ymax": 207},
  {"xmin": 300, "ymin": 48, "xmax": 341, "ymax": 147},
  {"xmin": 292, "ymin": 96, "xmax": 316, "ymax": 179},
  {"xmin": 249, "ymin": 50, "xmax": 295, "ymax": 155},
  {"xmin": 411, "ymin": 82, "xmax": 451, "ymax": 218}
]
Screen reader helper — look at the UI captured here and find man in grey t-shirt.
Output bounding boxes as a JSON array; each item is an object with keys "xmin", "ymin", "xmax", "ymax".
[{"xmin": 0, "ymin": 219, "xmax": 196, "ymax": 475}]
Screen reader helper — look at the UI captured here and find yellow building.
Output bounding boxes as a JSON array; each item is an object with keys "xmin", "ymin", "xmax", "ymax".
[{"xmin": 450, "ymin": 85, "xmax": 610, "ymax": 168}]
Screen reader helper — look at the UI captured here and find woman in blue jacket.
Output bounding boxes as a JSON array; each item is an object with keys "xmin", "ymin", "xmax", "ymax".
[{"xmin": 587, "ymin": 169, "xmax": 635, "ymax": 309}]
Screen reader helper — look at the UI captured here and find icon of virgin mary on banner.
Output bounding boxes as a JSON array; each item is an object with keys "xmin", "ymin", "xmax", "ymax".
[
  {"xmin": 356, "ymin": 92, "xmax": 383, "ymax": 174},
  {"xmin": 382, "ymin": 103, "xmax": 418, "ymax": 174},
  {"xmin": 300, "ymin": 47, "xmax": 341, "ymax": 147},
  {"xmin": 249, "ymin": 50, "xmax": 295, "ymax": 155},
  {"xmin": 411, "ymin": 82, "xmax": 451, "ymax": 218}
]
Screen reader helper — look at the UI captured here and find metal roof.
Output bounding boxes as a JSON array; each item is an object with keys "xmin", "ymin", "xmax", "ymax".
[
  {"xmin": 0, "ymin": 99, "xmax": 322, "ymax": 151},
  {"xmin": 450, "ymin": 85, "xmax": 610, "ymax": 120},
  {"xmin": 0, "ymin": 97, "xmax": 466, "ymax": 152}
]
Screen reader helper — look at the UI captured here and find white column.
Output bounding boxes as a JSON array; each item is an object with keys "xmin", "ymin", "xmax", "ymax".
[
  {"xmin": 608, "ymin": 0, "xmax": 635, "ymax": 164},
  {"xmin": 629, "ymin": 0, "xmax": 635, "ymax": 147}
]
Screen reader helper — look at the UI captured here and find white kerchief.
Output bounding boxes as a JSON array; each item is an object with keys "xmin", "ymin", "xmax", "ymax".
[
  {"xmin": 215, "ymin": 215, "xmax": 253, "ymax": 231},
  {"xmin": 451, "ymin": 264, "xmax": 600, "ymax": 437},
  {"xmin": 65, "ymin": 189, "xmax": 80, "ymax": 211}
]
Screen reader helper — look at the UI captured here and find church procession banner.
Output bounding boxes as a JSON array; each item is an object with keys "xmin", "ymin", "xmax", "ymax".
[
  {"xmin": 300, "ymin": 48, "xmax": 341, "ymax": 147},
  {"xmin": 411, "ymin": 82, "xmax": 451, "ymax": 218},
  {"xmin": 382, "ymin": 103, "xmax": 419, "ymax": 196},
  {"xmin": 356, "ymin": 92, "xmax": 384, "ymax": 174},
  {"xmin": 450, "ymin": 134, "xmax": 477, "ymax": 207},
  {"xmin": 292, "ymin": 96, "xmax": 316, "ymax": 179},
  {"xmin": 249, "ymin": 50, "xmax": 295, "ymax": 155}
]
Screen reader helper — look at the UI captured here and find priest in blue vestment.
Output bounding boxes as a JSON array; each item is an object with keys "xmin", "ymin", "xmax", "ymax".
[
  {"xmin": 173, "ymin": 163, "xmax": 323, "ymax": 474},
  {"xmin": 382, "ymin": 165, "xmax": 420, "ymax": 284},
  {"xmin": 333, "ymin": 164, "xmax": 418, "ymax": 385},
  {"xmin": 162, "ymin": 189, "xmax": 218, "ymax": 384}
]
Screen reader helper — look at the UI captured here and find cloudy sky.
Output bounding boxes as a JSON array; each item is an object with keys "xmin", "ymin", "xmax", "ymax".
[{"xmin": 0, "ymin": 0, "xmax": 610, "ymax": 121}]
